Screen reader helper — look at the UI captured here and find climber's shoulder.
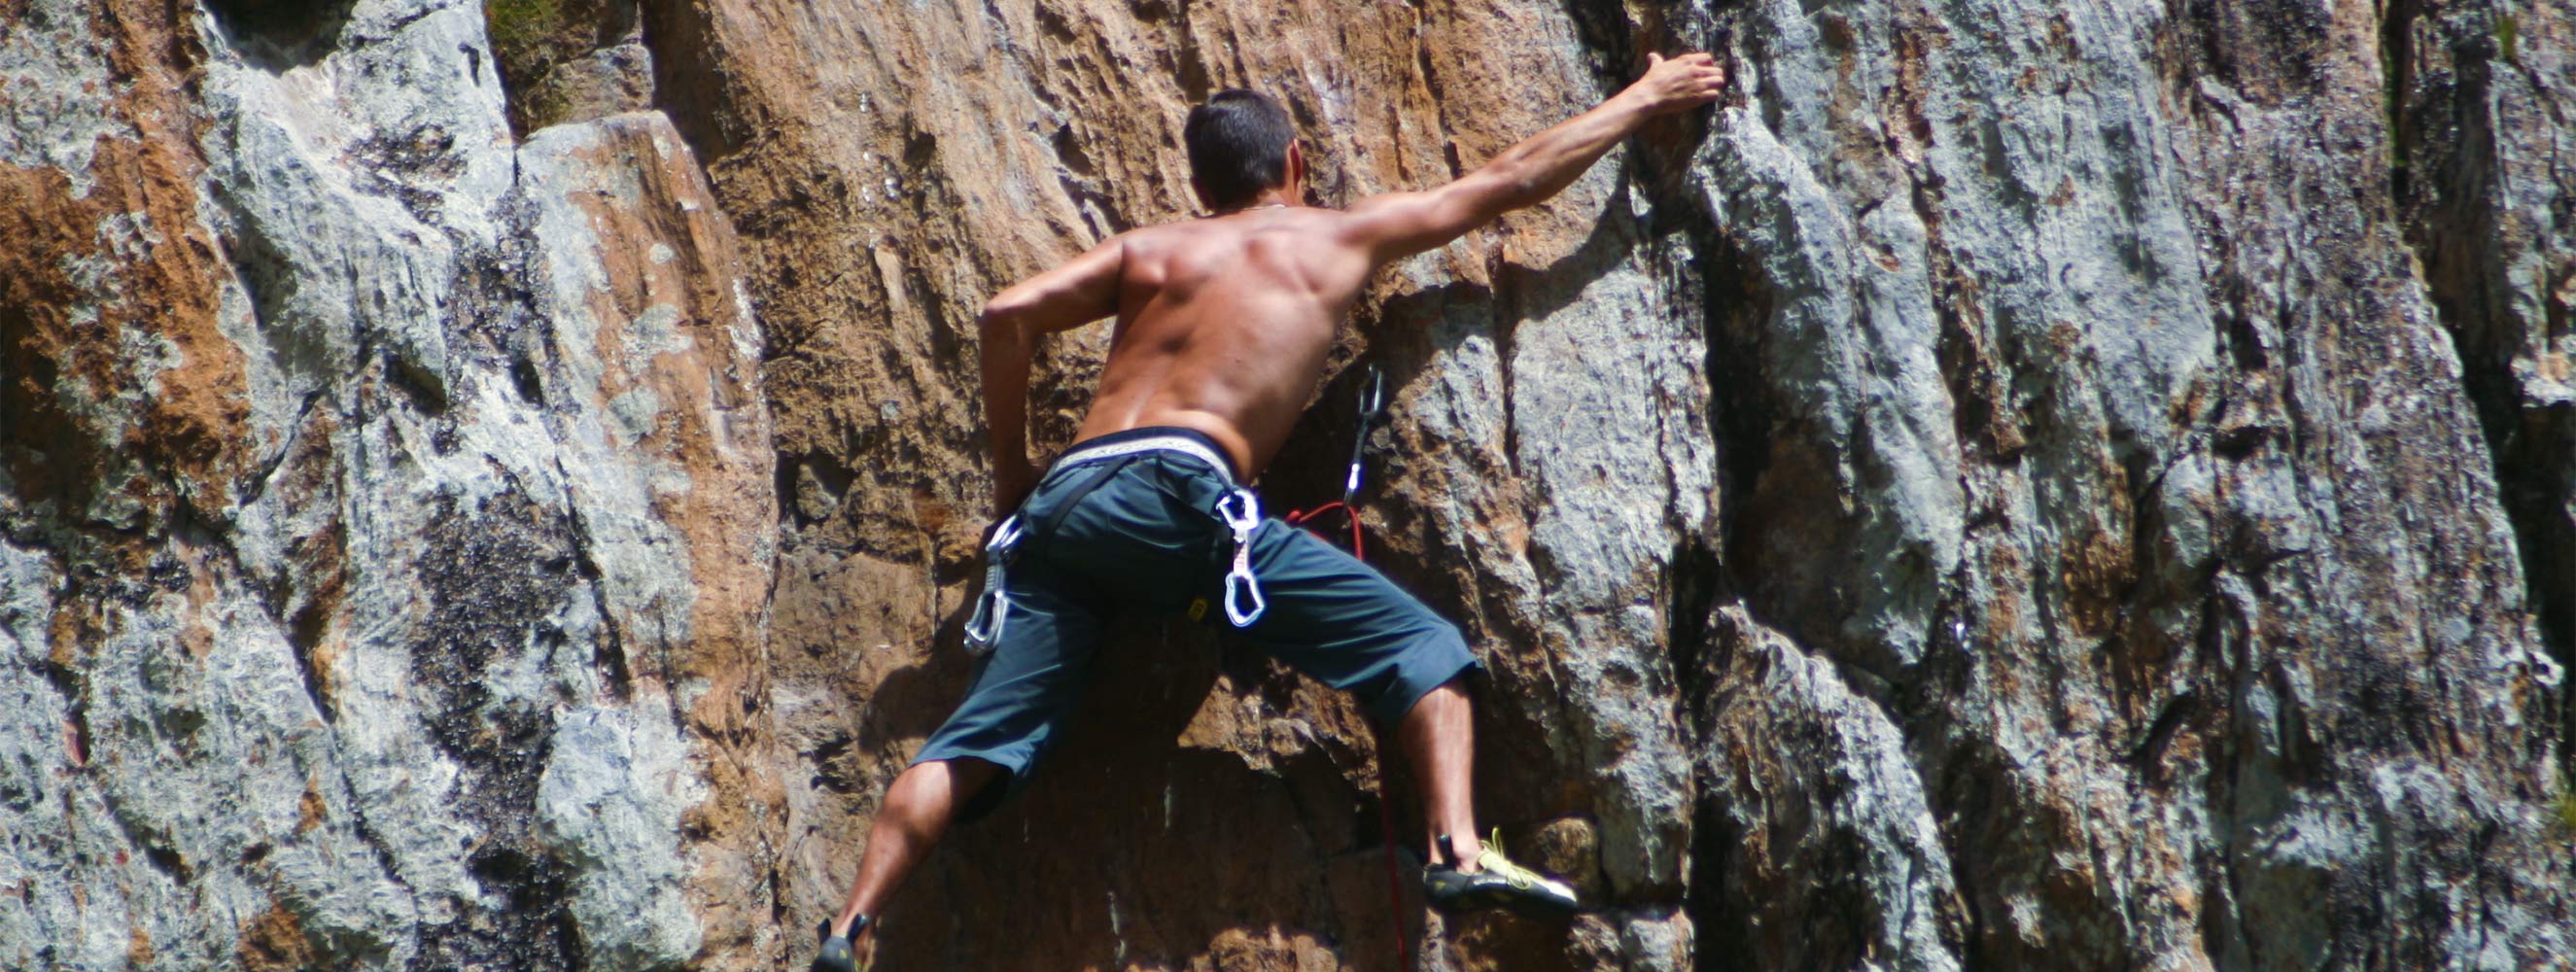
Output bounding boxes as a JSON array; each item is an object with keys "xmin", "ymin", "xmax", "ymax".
[{"xmin": 1107, "ymin": 207, "xmax": 1377, "ymax": 288}]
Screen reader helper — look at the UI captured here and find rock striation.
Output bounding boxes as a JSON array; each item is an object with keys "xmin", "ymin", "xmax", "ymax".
[{"xmin": 3, "ymin": 0, "xmax": 2570, "ymax": 969}]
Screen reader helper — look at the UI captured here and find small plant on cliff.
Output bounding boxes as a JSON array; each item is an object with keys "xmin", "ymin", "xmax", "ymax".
[
  {"xmin": 483, "ymin": 0, "xmax": 566, "ymax": 58},
  {"xmin": 480, "ymin": 0, "xmax": 583, "ymax": 133},
  {"xmin": 2555, "ymin": 784, "xmax": 2576, "ymax": 841}
]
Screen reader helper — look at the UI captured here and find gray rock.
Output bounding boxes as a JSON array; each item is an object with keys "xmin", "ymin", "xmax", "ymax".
[{"xmin": 2, "ymin": 0, "xmax": 772, "ymax": 967}]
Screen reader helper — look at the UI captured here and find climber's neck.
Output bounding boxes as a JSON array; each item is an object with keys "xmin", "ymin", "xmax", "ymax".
[{"xmin": 1212, "ymin": 188, "xmax": 1298, "ymax": 216}]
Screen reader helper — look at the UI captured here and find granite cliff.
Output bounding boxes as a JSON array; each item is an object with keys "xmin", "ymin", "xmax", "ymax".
[{"xmin": 3, "ymin": 0, "xmax": 2571, "ymax": 968}]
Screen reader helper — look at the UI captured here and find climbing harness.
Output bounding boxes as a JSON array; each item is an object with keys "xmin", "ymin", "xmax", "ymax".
[
  {"xmin": 1032, "ymin": 432, "xmax": 1235, "ymax": 480},
  {"xmin": 1027, "ymin": 432, "xmax": 1269, "ymax": 632},
  {"xmin": 1283, "ymin": 364, "xmax": 1411, "ymax": 970},
  {"xmin": 968, "ymin": 433, "xmax": 1269, "ymax": 655}
]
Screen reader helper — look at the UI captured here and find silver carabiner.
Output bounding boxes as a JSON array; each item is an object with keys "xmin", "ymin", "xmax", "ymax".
[
  {"xmin": 1215, "ymin": 490, "xmax": 1266, "ymax": 627},
  {"xmin": 1343, "ymin": 365, "xmax": 1387, "ymax": 504},
  {"xmin": 963, "ymin": 515, "xmax": 1025, "ymax": 652}
]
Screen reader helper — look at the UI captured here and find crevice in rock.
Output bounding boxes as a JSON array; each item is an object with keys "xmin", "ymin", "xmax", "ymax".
[
  {"xmin": 201, "ymin": 0, "xmax": 358, "ymax": 73},
  {"xmin": 1684, "ymin": 787, "xmax": 1739, "ymax": 971},
  {"xmin": 106, "ymin": 795, "xmax": 195, "ymax": 885},
  {"xmin": 481, "ymin": 0, "xmax": 655, "ymax": 137},
  {"xmin": 458, "ymin": 190, "xmax": 553, "ymax": 395},
  {"xmin": 1692, "ymin": 222, "xmax": 1775, "ymax": 605},
  {"xmin": 1664, "ymin": 538, "xmax": 1723, "ymax": 707},
  {"xmin": 379, "ymin": 342, "xmax": 452, "ymax": 416},
  {"xmin": 285, "ymin": 596, "xmax": 337, "ymax": 722},
  {"xmin": 2380, "ymin": 0, "xmax": 2421, "ymax": 201},
  {"xmin": 2384, "ymin": 1, "xmax": 2574, "ymax": 685},
  {"xmin": 636, "ymin": 0, "xmax": 749, "ymax": 163},
  {"xmin": 38, "ymin": 653, "xmax": 91, "ymax": 774},
  {"xmin": 333, "ymin": 793, "xmax": 420, "ymax": 932},
  {"xmin": 2124, "ymin": 689, "xmax": 2200, "ymax": 780},
  {"xmin": 234, "ymin": 391, "xmax": 326, "ymax": 507},
  {"xmin": 550, "ymin": 457, "xmax": 636, "ymax": 703}
]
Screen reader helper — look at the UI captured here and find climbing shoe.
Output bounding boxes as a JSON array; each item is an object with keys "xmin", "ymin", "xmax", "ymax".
[
  {"xmin": 1422, "ymin": 830, "xmax": 1580, "ymax": 917},
  {"xmin": 812, "ymin": 915, "xmax": 869, "ymax": 972}
]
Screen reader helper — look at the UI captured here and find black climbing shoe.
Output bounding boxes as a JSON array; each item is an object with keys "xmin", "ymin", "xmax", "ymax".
[
  {"xmin": 1422, "ymin": 830, "xmax": 1580, "ymax": 918},
  {"xmin": 812, "ymin": 915, "xmax": 868, "ymax": 972}
]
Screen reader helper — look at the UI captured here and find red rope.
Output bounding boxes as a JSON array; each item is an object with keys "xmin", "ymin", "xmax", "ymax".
[
  {"xmin": 1283, "ymin": 501, "xmax": 1405, "ymax": 969},
  {"xmin": 1282, "ymin": 502, "xmax": 1363, "ymax": 560}
]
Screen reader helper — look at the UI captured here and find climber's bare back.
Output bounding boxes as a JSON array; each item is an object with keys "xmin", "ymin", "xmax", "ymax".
[
  {"xmin": 1072, "ymin": 206, "xmax": 1379, "ymax": 478},
  {"xmin": 976, "ymin": 52, "xmax": 1725, "ymax": 505}
]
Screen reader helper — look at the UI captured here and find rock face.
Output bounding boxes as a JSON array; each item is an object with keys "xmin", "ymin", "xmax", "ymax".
[
  {"xmin": 2, "ymin": 1, "xmax": 775, "ymax": 967},
  {"xmin": 3, "ymin": 0, "xmax": 2570, "ymax": 970}
]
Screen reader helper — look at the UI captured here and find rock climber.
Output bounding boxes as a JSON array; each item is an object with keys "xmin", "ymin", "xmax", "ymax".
[{"xmin": 815, "ymin": 51, "xmax": 1728, "ymax": 970}]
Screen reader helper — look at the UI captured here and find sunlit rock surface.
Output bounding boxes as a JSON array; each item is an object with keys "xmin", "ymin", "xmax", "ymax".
[
  {"xmin": 3, "ymin": 0, "xmax": 2569, "ymax": 968},
  {"xmin": 2, "ymin": 1, "xmax": 773, "ymax": 967}
]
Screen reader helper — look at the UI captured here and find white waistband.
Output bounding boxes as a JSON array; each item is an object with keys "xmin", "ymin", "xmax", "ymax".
[{"xmin": 1051, "ymin": 435, "xmax": 1237, "ymax": 485}]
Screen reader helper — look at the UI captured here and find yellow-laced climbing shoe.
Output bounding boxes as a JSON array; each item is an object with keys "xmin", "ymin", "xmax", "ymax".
[
  {"xmin": 1422, "ymin": 829, "xmax": 1581, "ymax": 917},
  {"xmin": 812, "ymin": 915, "xmax": 869, "ymax": 972}
]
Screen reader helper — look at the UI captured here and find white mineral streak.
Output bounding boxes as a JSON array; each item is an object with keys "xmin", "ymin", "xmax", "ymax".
[{"xmin": 538, "ymin": 706, "xmax": 708, "ymax": 968}]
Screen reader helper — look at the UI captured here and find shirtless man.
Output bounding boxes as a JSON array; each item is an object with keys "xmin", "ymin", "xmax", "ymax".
[{"xmin": 815, "ymin": 52, "xmax": 1727, "ymax": 970}]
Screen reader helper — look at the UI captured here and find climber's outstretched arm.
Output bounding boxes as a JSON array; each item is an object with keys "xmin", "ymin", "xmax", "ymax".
[
  {"xmin": 979, "ymin": 236, "xmax": 1127, "ymax": 512},
  {"xmin": 1340, "ymin": 52, "xmax": 1725, "ymax": 262}
]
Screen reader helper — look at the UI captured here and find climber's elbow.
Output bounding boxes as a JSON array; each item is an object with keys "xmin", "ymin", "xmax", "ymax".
[{"xmin": 977, "ymin": 301, "xmax": 1029, "ymax": 345}]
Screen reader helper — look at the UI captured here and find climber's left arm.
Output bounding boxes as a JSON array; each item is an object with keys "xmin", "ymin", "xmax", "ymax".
[
  {"xmin": 977, "ymin": 236, "xmax": 1127, "ymax": 513},
  {"xmin": 1338, "ymin": 52, "xmax": 1725, "ymax": 263}
]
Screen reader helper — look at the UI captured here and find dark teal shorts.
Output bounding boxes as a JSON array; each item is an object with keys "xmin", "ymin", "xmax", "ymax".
[{"xmin": 917, "ymin": 427, "xmax": 1479, "ymax": 819}]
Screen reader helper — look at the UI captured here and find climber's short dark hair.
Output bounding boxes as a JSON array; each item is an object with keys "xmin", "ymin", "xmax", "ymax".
[{"xmin": 1184, "ymin": 89, "xmax": 1295, "ymax": 210}]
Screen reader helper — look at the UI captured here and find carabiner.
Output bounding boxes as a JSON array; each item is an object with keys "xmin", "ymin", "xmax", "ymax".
[
  {"xmin": 1343, "ymin": 365, "xmax": 1387, "ymax": 504},
  {"xmin": 963, "ymin": 515, "xmax": 1025, "ymax": 652},
  {"xmin": 1216, "ymin": 490, "xmax": 1267, "ymax": 627}
]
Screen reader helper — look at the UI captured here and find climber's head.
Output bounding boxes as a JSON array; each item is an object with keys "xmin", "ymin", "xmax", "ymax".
[{"xmin": 1184, "ymin": 89, "xmax": 1304, "ymax": 213}]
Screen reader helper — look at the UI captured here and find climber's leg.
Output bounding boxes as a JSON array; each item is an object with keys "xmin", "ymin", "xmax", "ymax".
[
  {"xmin": 1221, "ymin": 526, "xmax": 1576, "ymax": 915},
  {"xmin": 818, "ymin": 556, "xmax": 1104, "ymax": 967},
  {"xmin": 1221, "ymin": 524, "xmax": 1479, "ymax": 850},
  {"xmin": 1224, "ymin": 525, "xmax": 1479, "ymax": 721},
  {"xmin": 1398, "ymin": 677, "xmax": 1480, "ymax": 864},
  {"xmin": 825, "ymin": 756, "xmax": 1002, "ymax": 953}
]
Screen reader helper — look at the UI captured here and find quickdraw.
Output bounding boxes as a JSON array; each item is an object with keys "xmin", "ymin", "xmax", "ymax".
[
  {"xmin": 1216, "ymin": 489, "xmax": 1268, "ymax": 627},
  {"xmin": 1282, "ymin": 364, "xmax": 1387, "ymax": 558}
]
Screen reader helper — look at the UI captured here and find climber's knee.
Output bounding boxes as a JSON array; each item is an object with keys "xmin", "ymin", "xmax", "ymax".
[{"xmin": 1373, "ymin": 623, "xmax": 1479, "ymax": 727}]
